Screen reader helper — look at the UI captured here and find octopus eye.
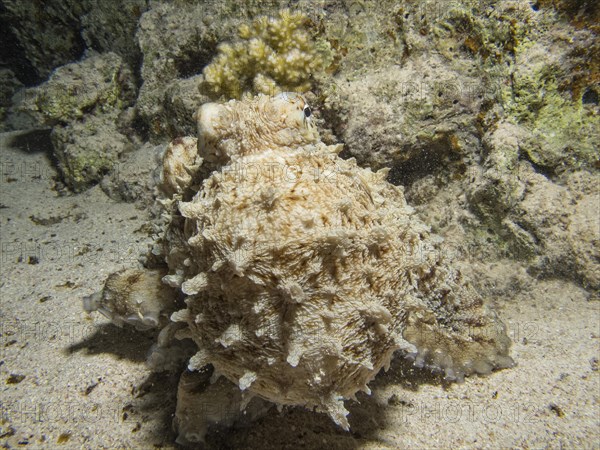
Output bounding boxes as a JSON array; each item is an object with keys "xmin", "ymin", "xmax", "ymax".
[{"xmin": 303, "ymin": 105, "xmax": 312, "ymax": 118}]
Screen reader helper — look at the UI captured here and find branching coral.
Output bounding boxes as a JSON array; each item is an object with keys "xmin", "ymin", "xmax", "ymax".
[{"xmin": 202, "ymin": 10, "xmax": 327, "ymax": 98}]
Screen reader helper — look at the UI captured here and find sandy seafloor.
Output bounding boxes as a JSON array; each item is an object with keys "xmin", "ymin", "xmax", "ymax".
[{"xmin": 0, "ymin": 129, "xmax": 598, "ymax": 449}]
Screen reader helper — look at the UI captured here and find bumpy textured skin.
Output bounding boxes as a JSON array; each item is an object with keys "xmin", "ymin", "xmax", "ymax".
[
  {"xmin": 158, "ymin": 136, "xmax": 201, "ymax": 197},
  {"xmin": 83, "ymin": 268, "xmax": 177, "ymax": 330},
  {"xmin": 159, "ymin": 93, "xmax": 514, "ymax": 429},
  {"xmin": 86, "ymin": 93, "xmax": 513, "ymax": 437},
  {"xmin": 195, "ymin": 92, "xmax": 319, "ymax": 171}
]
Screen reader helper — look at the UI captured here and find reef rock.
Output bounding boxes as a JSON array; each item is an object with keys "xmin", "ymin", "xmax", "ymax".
[
  {"xmin": 0, "ymin": 69, "xmax": 22, "ymax": 130},
  {"xmin": 0, "ymin": 0, "xmax": 148, "ymax": 85},
  {"xmin": 85, "ymin": 92, "xmax": 513, "ymax": 443},
  {"xmin": 323, "ymin": 57, "xmax": 486, "ymax": 177},
  {"xmin": 469, "ymin": 121, "xmax": 600, "ymax": 290},
  {"xmin": 11, "ymin": 52, "xmax": 136, "ymax": 191}
]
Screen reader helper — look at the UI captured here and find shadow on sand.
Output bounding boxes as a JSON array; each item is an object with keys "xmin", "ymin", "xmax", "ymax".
[{"xmin": 70, "ymin": 321, "xmax": 453, "ymax": 449}]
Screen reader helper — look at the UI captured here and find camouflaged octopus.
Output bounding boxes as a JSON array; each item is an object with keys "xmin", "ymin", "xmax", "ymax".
[{"xmin": 84, "ymin": 92, "xmax": 513, "ymax": 444}]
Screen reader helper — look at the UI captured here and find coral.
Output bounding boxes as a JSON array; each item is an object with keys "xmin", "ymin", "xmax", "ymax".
[
  {"xmin": 160, "ymin": 76, "xmax": 210, "ymax": 139},
  {"xmin": 202, "ymin": 10, "xmax": 329, "ymax": 99},
  {"xmin": 565, "ymin": 174, "xmax": 600, "ymax": 289},
  {"xmin": 313, "ymin": 0, "xmax": 408, "ymax": 75},
  {"xmin": 135, "ymin": 2, "xmax": 298, "ymax": 140},
  {"xmin": 86, "ymin": 93, "xmax": 513, "ymax": 443},
  {"xmin": 322, "ymin": 0, "xmax": 599, "ymax": 173},
  {"xmin": 535, "ymin": 0, "xmax": 600, "ymax": 28}
]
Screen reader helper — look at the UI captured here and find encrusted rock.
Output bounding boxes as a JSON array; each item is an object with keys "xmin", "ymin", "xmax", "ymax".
[{"xmin": 12, "ymin": 52, "xmax": 136, "ymax": 191}]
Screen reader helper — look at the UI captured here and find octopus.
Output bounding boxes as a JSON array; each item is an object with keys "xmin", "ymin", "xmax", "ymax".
[{"xmin": 84, "ymin": 92, "xmax": 514, "ymax": 445}]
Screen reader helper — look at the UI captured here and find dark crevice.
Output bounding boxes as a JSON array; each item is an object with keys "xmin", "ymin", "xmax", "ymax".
[
  {"xmin": 518, "ymin": 152, "xmax": 556, "ymax": 180},
  {"xmin": 8, "ymin": 128, "xmax": 54, "ymax": 155},
  {"xmin": 582, "ymin": 87, "xmax": 599, "ymax": 105},
  {"xmin": 175, "ymin": 42, "xmax": 218, "ymax": 79},
  {"xmin": 0, "ymin": 4, "xmax": 40, "ymax": 85},
  {"xmin": 0, "ymin": 3, "xmax": 87, "ymax": 86},
  {"xmin": 387, "ymin": 139, "xmax": 464, "ymax": 188}
]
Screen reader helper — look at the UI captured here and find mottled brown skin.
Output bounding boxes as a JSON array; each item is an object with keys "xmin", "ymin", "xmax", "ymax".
[
  {"xmin": 165, "ymin": 94, "xmax": 514, "ymax": 429},
  {"xmin": 86, "ymin": 93, "xmax": 513, "ymax": 443},
  {"xmin": 83, "ymin": 268, "xmax": 178, "ymax": 330}
]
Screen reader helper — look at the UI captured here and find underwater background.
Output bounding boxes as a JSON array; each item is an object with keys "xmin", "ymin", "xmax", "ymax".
[{"xmin": 0, "ymin": 0, "xmax": 598, "ymax": 448}]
